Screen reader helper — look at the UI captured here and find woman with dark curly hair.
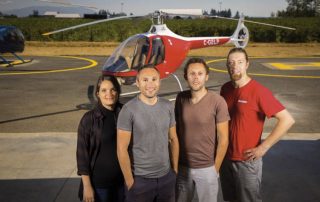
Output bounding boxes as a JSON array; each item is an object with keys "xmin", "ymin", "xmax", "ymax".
[{"xmin": 77, "ymin": 75, "xmax": 124, "ymax": 202}]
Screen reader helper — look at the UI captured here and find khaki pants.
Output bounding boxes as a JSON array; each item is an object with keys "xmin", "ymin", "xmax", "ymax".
[
  {"xmin": 176, "ymin": 165, "xmax": 219, "ymax": 202},
  {"xmin": 220, "ymin": 159, "xmax": 263, "ymax": 202}
]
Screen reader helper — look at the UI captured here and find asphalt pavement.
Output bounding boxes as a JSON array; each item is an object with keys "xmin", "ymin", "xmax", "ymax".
[{"xmin": 0, "ymin": 55, "xmax": 319, "ymax": 201}]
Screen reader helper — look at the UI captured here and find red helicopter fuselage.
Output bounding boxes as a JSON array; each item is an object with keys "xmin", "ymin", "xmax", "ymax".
[
  {"xmin": 42, "ymin": 12, "xmax": 294, "ymax": 86},
  {"xmin": 102, "ymin": 23, "xmax": 239, "ymax": 84}
]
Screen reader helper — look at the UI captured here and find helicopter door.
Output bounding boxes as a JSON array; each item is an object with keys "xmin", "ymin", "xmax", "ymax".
[
  {"xmin": 148, "ymin": 37, "xmax": 165, "ymax": 65},
  {"xmin": 131, "ymin": 37, "xmax": 149, "ymax": 69},
  {"xmin": 102, "ymin": 35, "xmax": 150, "ymax": 73}
]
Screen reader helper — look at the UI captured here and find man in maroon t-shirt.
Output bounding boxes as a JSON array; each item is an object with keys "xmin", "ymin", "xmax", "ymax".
[
  {"xmin": 220, "ymin": 48, "xmax": 295, "ymax": 202},
  {"xmin": 175, "ymin": 58, "xmax": 229, "ymax": 202}
]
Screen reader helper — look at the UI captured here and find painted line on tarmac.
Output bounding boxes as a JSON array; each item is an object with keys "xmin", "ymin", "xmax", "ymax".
[
  {"xmin": 120, "ymin": 90, "xmax": 140, "ymax": 96},
  {"xmin": 267, "ymin": 62, "xmax": 320, "ymax": 70},
  {"xmin": 120, "ymin": 91, "xmax": 176, "ymax": 101},
  {"xmin": 0, "ymin": 56, "xmax": 98, "ymax": 76},
  {"xmin": 120, "ymin": 91, "xmax": 176, "ymax": 102},
  {"xmin": 207, "ymin": 58, "xmax": 320, "ymax": 79}
]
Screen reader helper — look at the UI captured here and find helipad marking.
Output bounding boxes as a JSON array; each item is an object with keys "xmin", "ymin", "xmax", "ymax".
[
  {"xmin": 0, "ymin": 56, "xmax": 97, "ymax": 76},
  {"xmin": 207, "ymin": 58, "xmax": 320, "ymax": 79},
  {"xmin": 267, "ymin": 62, "xmax": 320, "ymax": 70}
]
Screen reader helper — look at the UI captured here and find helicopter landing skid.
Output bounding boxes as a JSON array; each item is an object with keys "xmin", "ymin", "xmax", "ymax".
[
  {"xmin": 0, "ymin": 52, "xmax": 33, "ymax": 67},
  {"xmin": 0, "ymin": 55, "xmax": 13, "ymax": 67},
  {"xmin": 170, "ymin": 73, "xmax": 183, "ymax": 92}
]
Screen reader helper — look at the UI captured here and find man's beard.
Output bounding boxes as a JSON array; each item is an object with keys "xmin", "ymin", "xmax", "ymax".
[{"xmin": 231, "ymin": 73, "xmax": 242, "ymax": 81}]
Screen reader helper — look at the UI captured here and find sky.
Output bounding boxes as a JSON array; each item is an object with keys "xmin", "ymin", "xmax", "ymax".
[{"xmin": 0, "ymin": 0, "xmax": 288, "ymax": 17}]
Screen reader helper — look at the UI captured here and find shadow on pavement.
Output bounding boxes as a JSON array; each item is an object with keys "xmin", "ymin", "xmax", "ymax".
[
  {"xmin": 0, "ymin": 137, "xmax": 319, "ymax": 202},
  {"xmin": 262, "ymin": 140, "xmax": 320, "ymax": 202},
  {"xmin": 0, "ymin": 178, "xmax": 80, "ymax": 202}
]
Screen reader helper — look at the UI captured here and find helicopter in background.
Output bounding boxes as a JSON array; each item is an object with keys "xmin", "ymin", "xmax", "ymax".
[
  {"xmin": 43, "ymin": 11, "xmax": 295, "ymax": 89},
  {"xmin": 0, "ymin": 25, "xmax": 32, "ymax": 67}
]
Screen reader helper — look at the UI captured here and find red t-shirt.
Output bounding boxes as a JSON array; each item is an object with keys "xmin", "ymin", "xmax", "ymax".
[{"xmin": 221, "ymin": 79, "xmax": 285, "ymax": 161}]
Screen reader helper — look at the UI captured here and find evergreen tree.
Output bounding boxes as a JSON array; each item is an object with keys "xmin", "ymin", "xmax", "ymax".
[
  {"xmin": 227, "ymin": 9, "xmax": 232, "ymax": 17},
  {"xmin": 98, "ymin": 10, "xmax": 107, "ymax": 15},
  {"xmin": 210, "ymin": 9, "xmax": 217, "ymax": 16},
  {"xmin": 270, "ymin": 11, "xmax": 275, "ymax": 17},
  {"xmin": 234, "ymin": 11, "xmax": 240, "ymax": 18},
  {"xmin": 278, "ymin": 0, "xmax": 317, "ymax": 17}
]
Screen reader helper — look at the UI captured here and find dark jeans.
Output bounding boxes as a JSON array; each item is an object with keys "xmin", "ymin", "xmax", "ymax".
[
  {"xmin": 95, "ymin": 185, "xmax": 124, "ymax": 202},
  {"xmin": 125, "ymin": 169, "xmax": 176, "ymax": 202}
]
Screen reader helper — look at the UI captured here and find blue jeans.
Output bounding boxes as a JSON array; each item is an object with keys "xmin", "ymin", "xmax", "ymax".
[{"xmin": 95, "ymin": 186, "xmax": 124, "ymax": 202}]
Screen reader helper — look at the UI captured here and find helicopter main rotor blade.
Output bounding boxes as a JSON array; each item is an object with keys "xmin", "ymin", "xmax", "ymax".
[
  {"xmin": 242, "ymin": 18, "xmax": 296, "ymax": 30},
  {"xmin": 209, "ymin": 15, "xmax": 296, "ymax": 30},
  {"xmin": 42, "ymin": 15, "xmax": 146, "ymax": 36},
  {"xmin": 35, "ymin": 0, "xmax": 98, "ymax": 10}
]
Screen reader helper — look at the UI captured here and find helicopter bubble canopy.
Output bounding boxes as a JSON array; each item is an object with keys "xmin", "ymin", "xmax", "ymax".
[
  {"xmin": 102, "ymin": 34, "xmax": 150, "ymax": 73},
  {"xmin": 103, "ymin": 34, "xmax": 165, "ymax": 77},
  {"xmin": 0, "ymin": 26, "xmax": 25, "ymax": 53}
]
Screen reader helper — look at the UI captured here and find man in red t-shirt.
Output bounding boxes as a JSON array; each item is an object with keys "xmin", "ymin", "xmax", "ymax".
[{"xmin": 220, "ymin": 48, "xmax": 295, "ymax": 202}]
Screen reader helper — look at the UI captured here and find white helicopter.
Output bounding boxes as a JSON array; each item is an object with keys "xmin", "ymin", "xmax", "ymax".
[{"xmin": 42, "ymin": 6, "xmax": 295, "ymax": 88}]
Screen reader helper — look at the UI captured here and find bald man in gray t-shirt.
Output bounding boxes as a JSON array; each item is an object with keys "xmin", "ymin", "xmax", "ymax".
[
  {"xmin": 117, "ymin": 96, "xmax": 175, "ymax": 178},
  {"xmin": 117, "ymin": 67, "xmax": 179, "ymax": 202}
]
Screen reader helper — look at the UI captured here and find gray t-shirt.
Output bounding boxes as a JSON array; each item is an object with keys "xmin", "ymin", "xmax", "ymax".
[{"xmin": 117, "ymin": 96, "xmax": 176, "ymax": 178}]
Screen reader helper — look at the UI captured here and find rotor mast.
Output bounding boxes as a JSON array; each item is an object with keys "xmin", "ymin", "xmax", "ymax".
[{"xmin": 152, "ymin": 11, "xmax": 165, "ymax": 25}]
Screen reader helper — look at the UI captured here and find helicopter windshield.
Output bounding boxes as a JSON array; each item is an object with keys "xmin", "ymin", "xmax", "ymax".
[
  {"xmin": 0, "ymin": 26, "xmax": 25, "ymax": 53},
  {"xmin": 103, "ymin": 35, "xmax": 150, "ymax": 72}
]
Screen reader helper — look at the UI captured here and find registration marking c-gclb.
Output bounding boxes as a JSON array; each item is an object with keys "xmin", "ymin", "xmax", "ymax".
[{"xmin": 203, "ymin": 39, "xmax": 219, "ymax": 46}]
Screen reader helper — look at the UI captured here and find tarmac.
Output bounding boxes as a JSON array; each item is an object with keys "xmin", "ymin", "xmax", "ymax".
[
  {"xmin": 0, "ymin": 132, "xmax": 319, "ymax": 202},
  {"xmin": 0, "ymin": 56, "xmax": 320, "ymax": 201}
]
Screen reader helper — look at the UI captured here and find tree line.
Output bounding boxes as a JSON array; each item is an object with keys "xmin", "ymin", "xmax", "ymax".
[
  {"xmin": 277, "ymin": 0, "xmax": 320, "ymax": 17},
  {"xmin": 0, "ymin": 17, "xmax": 319, "ymax": 43}
]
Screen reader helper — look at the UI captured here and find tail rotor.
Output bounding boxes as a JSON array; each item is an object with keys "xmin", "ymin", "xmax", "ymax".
[{"xmin": 231, "ymin": 15, "xmax": 249, "ymax": 48}]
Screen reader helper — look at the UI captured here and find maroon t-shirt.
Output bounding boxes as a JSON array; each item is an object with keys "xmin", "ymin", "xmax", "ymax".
[{"xmin": 175, "ymin": 91, "xmax": 230, "ymax": 168}]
